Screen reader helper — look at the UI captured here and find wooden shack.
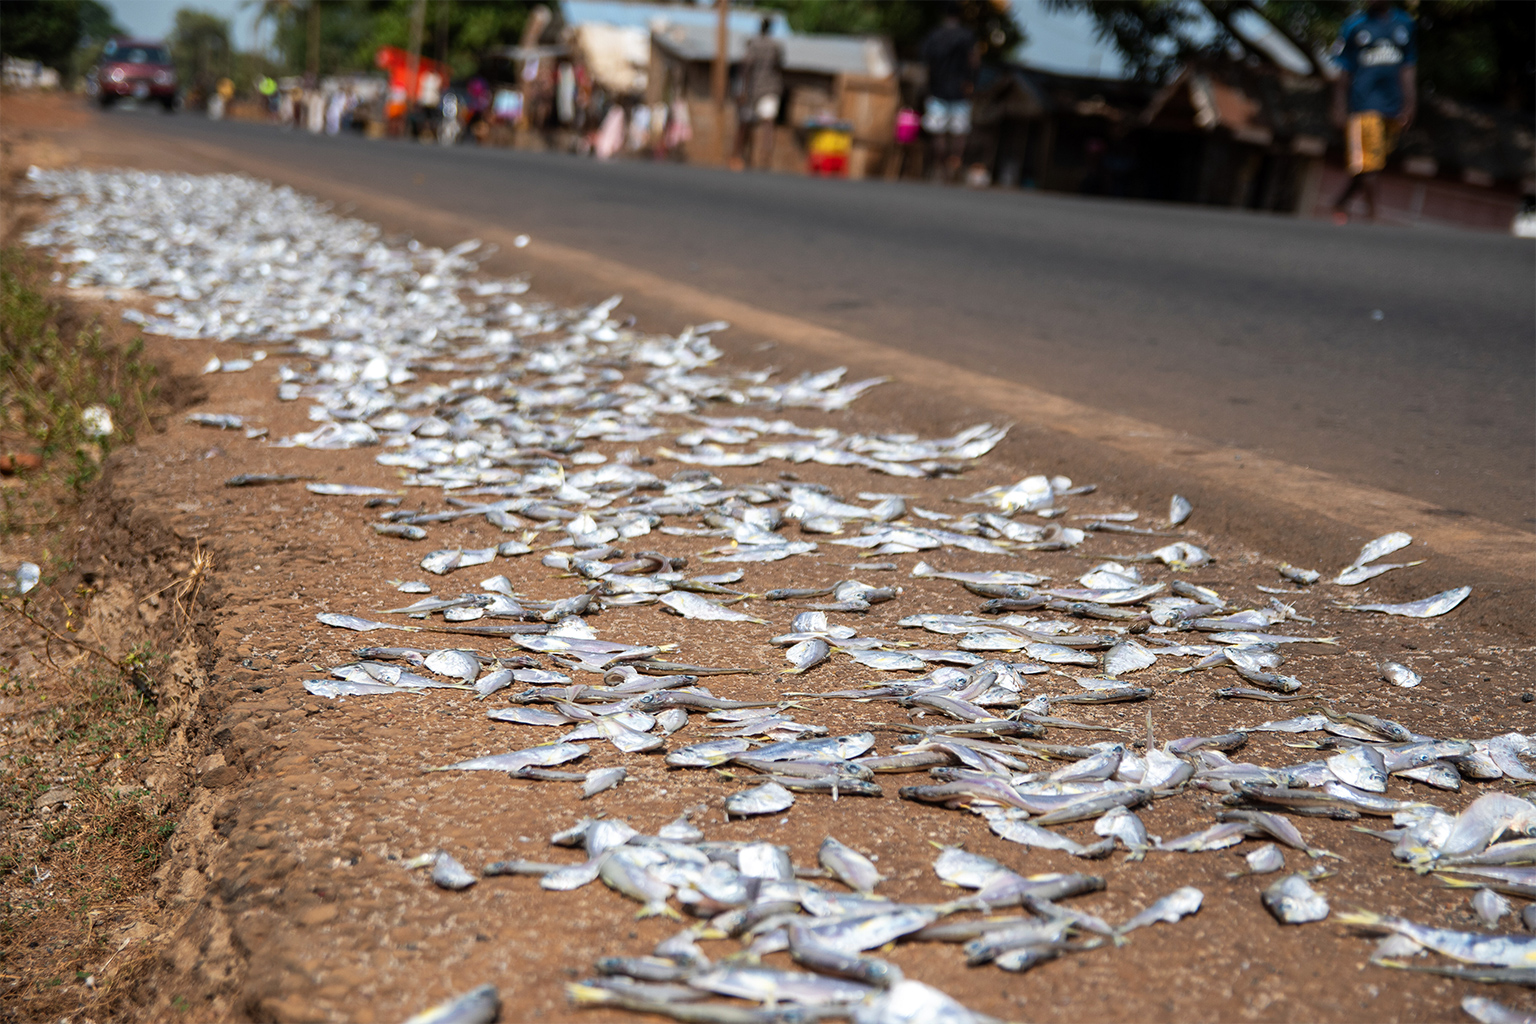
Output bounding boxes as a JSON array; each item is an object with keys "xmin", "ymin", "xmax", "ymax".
[{"xmin": 647, "ymin": 22, "xmax": 897, "ymax": 176}]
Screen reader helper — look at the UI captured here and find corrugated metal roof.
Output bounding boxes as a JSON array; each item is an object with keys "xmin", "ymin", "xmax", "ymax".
[{"xmin": 651, "ymin": 22, "xmax": 894, "ymax": 78}]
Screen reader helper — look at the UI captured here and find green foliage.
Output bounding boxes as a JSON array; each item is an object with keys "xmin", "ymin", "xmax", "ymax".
[
  {"xmin": 757, "ymin": 0, "xmax": 1026, "ymax": 59},
  {"xmin": 0, "ymin": 248, "xmax": 158, "ymax": 520},
  {"xmin": 0, "ymin": 0, "xmax": 118, "ymax": 70},
  {"xmin": 169, "ymin": 7, "xmax": 234, "ymax": 95},
  {"xmin": 1047, "ymin": 0, "xmax": 1533, "ymax": 110},
  {"xmin": 256, "ymin": 0, "xmax": 538, "ymax": 80},
  {"xmin": 1411, "ymin": 1, "xmax": 1534, "ymax": 111}
]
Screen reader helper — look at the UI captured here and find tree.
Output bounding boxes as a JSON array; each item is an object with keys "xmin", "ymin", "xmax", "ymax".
[
  {"xmin": 755, "ymin": 0, "xmax": 1026, "ymax": 60},
  {"xmin": 171, "ymin": 8, "xmax": 233, "ymax": 97},
  {"xmin": 251, "ymin": 0, "xmax": 538, "ymax": 81},
  {"xmin": 1048, "ymin": 0, "xmax": 1533, "ymax": 111},
  {"xmin": 0, "ymin": 0, "xmax": 119, "ymax": 71}
]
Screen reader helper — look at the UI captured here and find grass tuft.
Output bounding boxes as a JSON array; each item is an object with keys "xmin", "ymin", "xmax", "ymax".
[{"xmin": 0, "ymin": 246, "xmax": 158, "ymax": 533}]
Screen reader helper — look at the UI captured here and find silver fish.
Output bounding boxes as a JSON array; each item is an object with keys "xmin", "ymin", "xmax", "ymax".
[
  {"xmin": 1342, "ymin": 586, "xmax": 1472, "ymax": 618},
  {"xmin": 1243, "ymin": 843, "xmax": 1286, "ymax": 875},
  {"xmin": 819, "ymin": 837, "xmax": 883, "ymax": 893},
  {"xmin": 1333, "ymin": 560, "xmax": 1425, "ymax": 586},
  {"xmin": 597, "ymin": 717, "xmax": 665, "ymax": 754},
  {"xmin": 725, "ymin": 781, "xmax": 795, "ymax": 817},
  {"xmin": 850, "ymin": 980, "xmax": 981, "ymax": 1024},
  {"xmin": 403, "ymin": 984, "xmax": 500, "ymax": 1024},
  {"xmin": 186, "ymin": 412, "xmax": 245, "ymax": 429},
  {"xmin": 540, "ymin": 859, "xmax": 604, "ymax": 892},
  {"xmin": 1158, "ymin": 822, "xmax": 1250, "ymax": 853},
  {"xmin": 582, "ymin": 767, "xmax": 627, "ymax": 799},
  {"xmin": 988, "ymin": 815, "xmax": 1115, "ymax": 858},
  {"xmin": 431, "ymin": 852, "xmax": 477, "ymax": 891},
  {"xmin": 425, "ymin": 649, "xmax": 480, "ymax": 683},
  {"xmin": 1094, "ymin": 805, "xmax": 1152, "ymax": 856},
  {"xmin": 691, "ymin": 966, "xmax": 874, "ymax": 1008},
  {"xmin": 1460, "ymin": 996, "xmax": 1536, "ymax": 1024},
  {"xmin": 1400, "ymin": 761, "xmax": 1456, "ymax": 792},
  {"xmin": 600, "ymin": 848, "xmax": 676, "ymax": 918},
  {"xmin": 658, "ymin": 591, "xmax": 767, "ymax": 623},
  {"xmin": 655, "ymin": 708, "xmax": 690, "ymax": 734},
  {"xmin": 1338, "ymin": 910, "xmax": 1536, "ymax": 966},
  {"xmin": 433, "ymin": 742, "xmax": 588, "ymax": 772},
  {"xmin": 1276, "ymin": 563, "xmax": 1320, "ymax": 585},
  {"xmin": 911, "ymin": 562, "xmax": 1049, "ymax": 587},
  {"xmin": 667, "ymin": 739, "xmax": 753, "ymax": 768},
  {"xmin": 1380, "ymin": 662, "xmax": 1422, "ymax": 688},
  {"xmin": 932, "ymin": 847, "xmax": 1014, "ymax": 890},
  {"xmin": 1438, "ymin": 794, "xmax": 1536, "ymax": 859},
  {"xmin": 1168, "ymin": 495, "xmax": 1192, "ymax": 526},
  {"xmin": 658, "ymin": 815, "xmax": 704, "ymax": 843},
  {"xmin": 784, "ymin": 638, "xmax": 831, "ymax": 675},
  {"xmin": 1471, "ymin": 887, "xmax": 1513, "ymax": 927},
  {"xmin": 309, "ymin": 482, "xmax": 396, "ymax": 496},
  {"xmin": 1327, "ymin": 745, "xmax": 1389, "ymax": 793},
  {"xmin": 316, "ymin": 612, "xmax": 397, "ymax": 632},
  {"xmin": 1346, "ymin": 531, "xmax": 1413, "ymax": 568},
  {"xmin": 305, "ymin": 679, "xmax": 419, "ymax": 698},
  {"xmin": 1117, "ymin": 887, "xmax": 1203, "ymax": 935},
  {"xmin": 1262, "ymin": 873, "xmax": 1329, "ymax": 924},
  {"xmin": 787, "ymin": 925, "xmax": 901, "ymax": 988},
  {"xmin": 373, "ymin": 522, "xmax": 428, "ymax": 540},
  {"xmin": 1103, "ymin": 640, "xmax": 1156, "ymax": 677}
]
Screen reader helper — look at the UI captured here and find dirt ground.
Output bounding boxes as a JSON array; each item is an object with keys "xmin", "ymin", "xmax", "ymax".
[{"xmin": 1, "ymin": 93, "xmax": 1532, "ymax": 1024}]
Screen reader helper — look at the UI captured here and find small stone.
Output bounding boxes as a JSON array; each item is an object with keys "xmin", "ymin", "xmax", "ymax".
[
  {"xmin": 299, "ymin": 904, "xmax": 338, "ymax": 927},
  {"xmin": 201, "ymin": 765, "xmax": 242, "ymax": 789},
  {"xmin": 1521, "ymin": 693, "xmax": 1534, "ymax": 703},
  {"xmin": 35, "ymin": 786, "xmax": 73, "ymax": 809}
]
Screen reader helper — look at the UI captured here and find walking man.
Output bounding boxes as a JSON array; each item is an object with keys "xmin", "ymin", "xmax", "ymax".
[
  {"xmin": 1331, "ymin": 1, "xmax": 1417, "ymax": 222},
  {"xmin": 733, "ymin": 17, "xmax": 783, "ymax": 171},
  {"xmin": 920, "ymin": 5, "xmax": 979, "ymax": 184}
]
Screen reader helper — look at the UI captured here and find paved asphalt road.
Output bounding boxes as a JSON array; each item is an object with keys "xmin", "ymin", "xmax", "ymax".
[{"xmin": 116, "ymin": 112, "xmax": 1535, "ymax": 530}]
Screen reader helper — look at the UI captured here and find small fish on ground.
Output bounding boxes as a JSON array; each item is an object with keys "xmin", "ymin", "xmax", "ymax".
[
  {"xmin": 1262, "ymin": 873, "xmax": 1329, "ymax": 924},
  {"xmin": 403, "ymin": 984, "xmax": 501, "ymax": 1024}
]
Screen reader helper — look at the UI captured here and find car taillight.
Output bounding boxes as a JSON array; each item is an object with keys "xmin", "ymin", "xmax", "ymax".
[{"xmin": 109, "ymin": 67, "xmax": 126, "ymax": 82}]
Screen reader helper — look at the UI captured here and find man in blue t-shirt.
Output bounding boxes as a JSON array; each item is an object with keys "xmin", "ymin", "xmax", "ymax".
[{"xmin": 1330, "ymin": 1, "xmax": 1417, "ymax": 221}]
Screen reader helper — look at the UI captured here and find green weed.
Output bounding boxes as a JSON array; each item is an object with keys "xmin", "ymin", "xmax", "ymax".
[{"xmin": 0, "ymin": 246, "xmax": 159, "ymax": 531}]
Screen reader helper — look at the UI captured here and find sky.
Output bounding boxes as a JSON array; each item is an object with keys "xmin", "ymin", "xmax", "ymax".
[{"xmin": 103, "ymin": 0, "xmax": 1132, "ymax": 79}]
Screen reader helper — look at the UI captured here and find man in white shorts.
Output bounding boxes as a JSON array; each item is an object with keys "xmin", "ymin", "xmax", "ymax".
[{"xmin": 920, "ymin": 6, "xmax": 978, "ymax": 183}]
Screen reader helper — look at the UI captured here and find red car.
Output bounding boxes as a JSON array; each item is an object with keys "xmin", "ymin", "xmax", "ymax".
[{"xmin": 94, "ymin": 38, "xmax": 177, "ymax": 109}]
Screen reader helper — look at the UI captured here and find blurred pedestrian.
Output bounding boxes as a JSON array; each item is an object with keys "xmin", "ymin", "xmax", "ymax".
[
  {"xmin": 920, "ymin": 5, "xmax": 978, "ymax": 184},
  {"xmin": 1331, "ymin": 1, "xmax": 1417, "ymax": 223},
  {"xmin": 325, "ymin": 87, "xmax": 347, "ymax": 135},
  {"xmin": 417, "ymin": 67, "xmax": 443, "ymax": 140},
  {"xmin": 732, "ymin": 17, "xmax": 783, "ymax": 171}
]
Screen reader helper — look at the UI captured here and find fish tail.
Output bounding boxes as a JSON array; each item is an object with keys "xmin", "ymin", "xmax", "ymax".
[
  {"xmin": 1335, "ymin": 910, "xmax": 1386, "ymax": 928},
  {"xmin": 566, "ymin": 983, "xmax": 616, "ymax": 1005}
]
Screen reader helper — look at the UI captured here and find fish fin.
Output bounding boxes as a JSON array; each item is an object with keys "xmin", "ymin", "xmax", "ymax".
[{"xmin": 1435, "ymin": 876, "xmax": 1480, "ymax": 890}]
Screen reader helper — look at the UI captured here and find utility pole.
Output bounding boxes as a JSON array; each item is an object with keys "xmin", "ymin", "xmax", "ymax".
[
  {"xmin": 306, "ymin": 0, "xmax": 321, "ymax": 84},
  {"xmin": 406, "ymin": 0, "xmax": 427, "ymax": 104},
  {"xmin": 711, "ymin": 0, "xmax": 728, "ymax": 164}
]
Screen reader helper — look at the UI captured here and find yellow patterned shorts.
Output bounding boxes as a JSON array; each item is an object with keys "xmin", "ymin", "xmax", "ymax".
[{"xmin": 1346, "ymin": 112, "xmax": 1400, "ymax": 175}]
